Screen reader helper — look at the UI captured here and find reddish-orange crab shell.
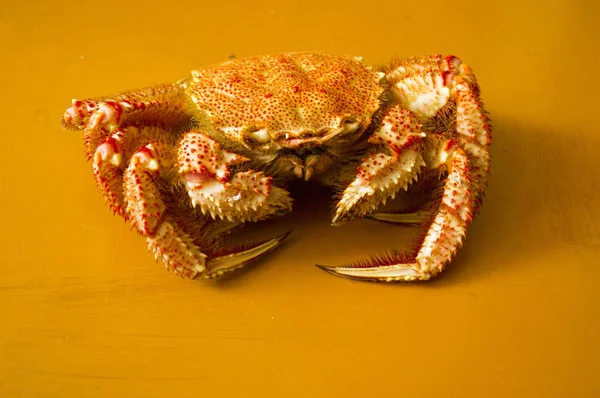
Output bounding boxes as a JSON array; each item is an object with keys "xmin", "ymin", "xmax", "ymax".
[{"xmin": 62, "ymin": 52, "xmax": 491, "ymax": 282}]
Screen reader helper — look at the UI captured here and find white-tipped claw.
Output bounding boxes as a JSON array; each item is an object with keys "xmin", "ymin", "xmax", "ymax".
[
  {"xmin": 315, "ymin": 264, "xmax": 423, "ymax": 282},
  {"xmin": 205, "ymin": 230, "xmax": 292, "ymax": 278}
]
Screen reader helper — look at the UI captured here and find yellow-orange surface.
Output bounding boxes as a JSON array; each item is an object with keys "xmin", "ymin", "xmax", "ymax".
[{"xmin": 1, "ymin": 1, "xmax": 599, "ymax": 396}]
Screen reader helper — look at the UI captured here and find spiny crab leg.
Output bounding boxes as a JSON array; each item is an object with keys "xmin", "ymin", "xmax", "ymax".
[
  {"xmin": 92, "ymin": 128, "xmax": 127, "ymax": 217},
  {"xmin": 123, "ymin": 139, "xmax": 291, "ymax": 278},
  {"xmin": 318, "ymin": 139, "xmax": 472, "ymax": 282},
  {"xmin": 65, "ymin": 84, "xmax": 291, "ymax": 278},
  {"xmin": 123, "ymin": 141, "xmax": 207, "ymax": 278},
  {"xmin": 318, "ymin": 55, "xmax": 490, "ymax": 282},
  {"xmin": 178, "ymin": 132, "xmax": 293, "ymax": 223},
  {"xmin": 62, "ymin": 84, "xmax": 192, "ymax": 159},
  {"xmin": 62, "ymin": 84, "xmax": 191, "ymax": 130},
  {"xmin": 332, "ymin": 106, "xmax": 426, "ymax": 225}
]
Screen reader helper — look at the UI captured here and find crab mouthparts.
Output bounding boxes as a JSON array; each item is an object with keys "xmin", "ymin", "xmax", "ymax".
[
  {"xmin": 280, "ymin": 151, "xmax": 331, "ymax": 181},
  {"xmin": 280, "ymin": 126, "xmax": 346, "ymax": 149}
]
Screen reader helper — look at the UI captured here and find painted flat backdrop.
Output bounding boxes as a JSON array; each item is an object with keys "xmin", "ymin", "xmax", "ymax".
[{"xmin": 1, "ymin": 0, "xmax": 598, "ymax": 396}]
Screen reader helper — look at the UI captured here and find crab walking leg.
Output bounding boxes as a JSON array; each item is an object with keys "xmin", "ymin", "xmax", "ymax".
[
  {"xmin": 123, "ymin": 142, "xmax": 208, "ymax": 278},
  {"xmin": 123, "ymin": 141, "xmax": 289, "ymax": 278},
  {"xmin": 319, "ymin": 140, "xmax": 473, "ymax": 282},
  {"xmin": 414, "ymin": 141, "xmax": 473, "ymax": 272},
  {"xmin": 92, "ymin": 129, "xmax": 127, "ymax": 218},
  {"xmin": 451, "ymin": 71, "xmax": 492, "ymax": 211},
  {"xmin": 393, "ymin": 54, "xmax": 491, "ymax": 210},
  {"xmin": 61, "ymin": 84, "xmax": 192, "ymax": 159},
  {"xmin": 179, "ymin": 132, "xmax": 293, "ymax": 222},
  {"xmin": 333, "ymin": 106, "xmax": 426, "ymax": 224},
  {"xmin": 368, "ymin": 56, "xmax": 491, "ymax": 226},
  {"xmin": 91, "ymin": 125, "xmax": 172, "ymax": 219}
]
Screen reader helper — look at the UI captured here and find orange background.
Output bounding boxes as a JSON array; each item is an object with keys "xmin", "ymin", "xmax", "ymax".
[{"xmin": 1, "ymin": 0, "xmax": 599, "ymax": 396}]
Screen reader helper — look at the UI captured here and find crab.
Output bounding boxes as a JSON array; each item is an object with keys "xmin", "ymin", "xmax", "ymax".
[{"xmin": 61, "ymin": 52, "xmax": 491, "ymax": 282}]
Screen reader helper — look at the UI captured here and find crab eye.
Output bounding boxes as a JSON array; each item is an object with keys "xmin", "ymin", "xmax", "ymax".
[
  {"xmin": 341, "ymin": 116, "xmax": 360, "ymax": 132},
  {"xmin": 244, "ymin": 127, "xmax": 271, "ymax": 144}
]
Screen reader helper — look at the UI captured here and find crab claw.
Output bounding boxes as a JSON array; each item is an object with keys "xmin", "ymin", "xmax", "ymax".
[
  {"xmin": 366, "ymin": 211, "xmax": 431, "ymax": 225},
  {"xmin": 316, "ymin": 263, "xmax": 424, "ymax": 282},
  {"xmin": 203, "ymin": 230, "xmax": 292, "ymax": 279},
  {"xmin": 315, "ymin": 251, "xmax": 431, "ymax": 282}
]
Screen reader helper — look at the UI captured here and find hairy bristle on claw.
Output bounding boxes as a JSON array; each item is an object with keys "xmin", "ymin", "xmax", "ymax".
[
  {"xmin": 341, "ymin": 250, "xmax": 417, "ymax": 269},
  {"xmin": 205, "ymin": 230, "xmax": 291, "ymax": 258}
]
